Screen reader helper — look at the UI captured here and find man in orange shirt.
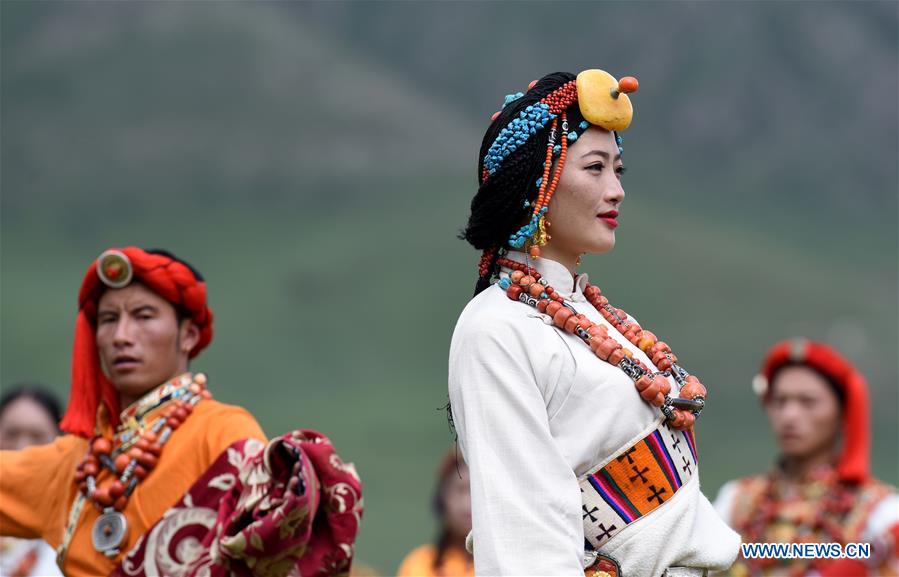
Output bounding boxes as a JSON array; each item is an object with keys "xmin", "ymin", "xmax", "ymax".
[{"xmin": 0, "ymin": 247, "xmax": 362, "ymax": 577}]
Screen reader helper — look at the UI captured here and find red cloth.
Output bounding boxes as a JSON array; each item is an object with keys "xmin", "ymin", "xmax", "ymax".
[
  {"xmin": 60, "ymin": 247, "xmax": 214, "ymax": 437},
  {"xmin": 760, "ymin": 339, "xmax": 870, "ymax": 483},
  {"xmin": 110, "ymin": 429, "xmax": 363, "ymax": 577}
]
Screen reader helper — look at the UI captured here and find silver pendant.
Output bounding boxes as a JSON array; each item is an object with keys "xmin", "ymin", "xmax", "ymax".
[{"xmin": 92, "ymin": 509, "xmax": 128, "ymax": 557}]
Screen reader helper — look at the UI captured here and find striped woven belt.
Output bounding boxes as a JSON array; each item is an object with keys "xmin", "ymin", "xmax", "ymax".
[{"xmin": 580, "ymin": 420, "xmax": 698, "ymax": 550}]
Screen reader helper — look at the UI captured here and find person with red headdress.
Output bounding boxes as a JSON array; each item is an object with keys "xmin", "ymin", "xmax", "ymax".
[
  {"xmin": 713, "ymin": 338, "xmax": 898, "ymax": 577},
  {"xmin": 0, "ymin": 247, "xmax": 363, "ymax": 577}
]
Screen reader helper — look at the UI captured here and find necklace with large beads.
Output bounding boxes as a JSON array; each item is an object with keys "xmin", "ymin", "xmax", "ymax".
[
  {"xmin": 495, "ymin": 257, "xmax": 706, "ymax": 430},
  {"xmin": 73, "ymin": 373, "xmax": 212, "ymax": 557}
]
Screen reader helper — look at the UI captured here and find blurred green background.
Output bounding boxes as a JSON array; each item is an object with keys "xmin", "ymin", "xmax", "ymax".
[{"xmin": 1, "ymin": 1, "xmax": 896, "ymax": 573}]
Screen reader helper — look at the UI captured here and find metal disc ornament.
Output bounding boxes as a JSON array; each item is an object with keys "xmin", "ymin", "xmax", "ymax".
[
  {"xmin": 96, "ymin": 250, "xmax": 133, "ymax": 289},
  {"xmin": 92, "ymin": 509, "xmax": 128, "ymax": 557}
]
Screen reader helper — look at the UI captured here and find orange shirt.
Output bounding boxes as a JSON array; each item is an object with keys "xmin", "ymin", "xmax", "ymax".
[
  {"xmin": 0, "ymin": 398, "xmax": 266, "ymax": 577},
  {"xmin": 397, "ymin": 544, "xmax": 474, "ymax": 577}
]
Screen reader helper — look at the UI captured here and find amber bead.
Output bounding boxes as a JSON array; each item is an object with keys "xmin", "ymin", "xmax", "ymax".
[
  {"xmin": 622, "ymin": 348, "xmax": 634, "ymax": 359},
  {"xmin": 584, "ymin": 285, "xmax": 601, "ymax": 300},
  {"xmin": 146, "ymin": 442, "xmax": 163, "ymax": 456},
  {"xmin": 670, "ymin": 411, "xmax": 686, "ymax": 429},
  {"xmin": 507, "ymin": 286, "xmax": 523, "ymax": 301},
  {"xmin": 142, "ymin": 430, "xmax": 158, "ymax": 443},
  {"xmin": 528, "ymin": 246, "xmax": 541, "ymax": 259},
  {"xmin": 174, "ymin": 407, "xmax": 189, "ymax": 421},
  {"xmin": 133, "ymin": 465, "xmax": 149, "ymax": 480},
  {"xmin": 189, "ymin": 383, "xmax": 202, "ymax": 395},
  {"xmin": 167, "ymin": 418, "xmax": 181, "ymax": 430},
  {"xmin": 598, "ymin": 296, "xmax": 609, "ymax": 306},
  {"xmin": 520, "ymin": 275, "xmax": 536, "ymax": 289},
  {"xmin": 561, "ymin": 315, "xmax": 578, "ymax": 333},
  {"xmin": 681, "ymin": 412, "xmax": 696, "ymax": 429},
  {"xmin": 537, "ymin": 299, "xmax": 549, "ymax": 313},
  {"xmin": 510, "ymin": 270, "xmax": 525, "ymax": 283},
  {"xmin": 135, "ymin": 438, "xmax": 150, "ymax": 452},
  {"xmin": 194, "ymin": 373, "xmax": 207, "ymax": 386},
  {"xmin": 83, "ymin": 462, "xmax": 98, "ymax": 477},
  {"xmin": 528, "ymin": 283, "xmax": 544, "ymax": 298},
  {"xmin": 128, "ymin": 448, "xmax": 143, "ymax": 461},
  {"xmin": 638, "ymin": 332, "xmax": 657, "ymax": 352},
  {"xmin": 114, "ymin": 496, "xmax": 128, "ymax": 511}
]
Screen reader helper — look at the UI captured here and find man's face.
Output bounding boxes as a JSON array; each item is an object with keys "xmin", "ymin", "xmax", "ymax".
[
  {"xmin": 96, "ymin": 283, "xmax": 199, "ymax": 403},
  {"xmin": 766, "ymin": 366, "xmax": 842, "ymax": 461}
]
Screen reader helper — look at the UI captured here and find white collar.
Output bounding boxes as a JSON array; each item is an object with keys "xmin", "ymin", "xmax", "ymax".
[{"xmin": 503, "ymin": 251, "xmax": 590, "ymax": 302}]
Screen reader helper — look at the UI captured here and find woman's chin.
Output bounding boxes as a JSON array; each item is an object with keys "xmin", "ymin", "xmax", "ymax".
[{"xmin": 586, "ymin": 234, "xmax": 616, "ymax": 255}]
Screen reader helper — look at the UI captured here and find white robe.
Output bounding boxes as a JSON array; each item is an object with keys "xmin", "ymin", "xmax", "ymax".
[{"xmin": 449, "ymin": 252, "xmax": 740, "ymax": 576}]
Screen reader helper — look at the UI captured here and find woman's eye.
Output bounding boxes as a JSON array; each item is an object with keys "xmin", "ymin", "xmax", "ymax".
[
  {"xmin": 615, "ymin": 165, "xmax": 627, "ymax": 178},
  {"xmin": 587, "ymin": 163, "xmax": 605, "ymax": 172}
]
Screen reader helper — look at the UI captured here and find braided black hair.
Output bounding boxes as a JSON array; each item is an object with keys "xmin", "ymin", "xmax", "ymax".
[{"xmin": 461, "ymin": 72, "xmax": 588, "ymax": 296}]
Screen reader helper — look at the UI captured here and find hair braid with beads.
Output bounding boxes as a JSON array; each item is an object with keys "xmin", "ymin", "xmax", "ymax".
[{"xmin": 461, "ymin": 72, "xmax": 587, "ymax": 296}]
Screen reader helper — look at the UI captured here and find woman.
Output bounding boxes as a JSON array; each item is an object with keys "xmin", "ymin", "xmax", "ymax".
[
  {"xmin": 714, "ymin": 339, "xmax": 898, "ymax": 577},
  {"xmin": 448, "ymin": 70, "xmax": 740, "ymax": 577},
  {"xmin": 0, "ymin": 386, "xmax": 64, "ymax": 577},
  {"xmin": 397, "ymin": 452, "xmax": 474, "ymax": 577}
]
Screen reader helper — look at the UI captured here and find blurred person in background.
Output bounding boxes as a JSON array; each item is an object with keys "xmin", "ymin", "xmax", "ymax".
[
  {"xmin": 448, "ymin": 69, "xmax": 739, "ymax": 577},
  {"xmin": 397, "ymin": 451, "xmax": 474, "ymax": 577},
  {"xmin": 0, "ymin": 385, "xmax": 64, "ymax": 577},
  {"xmin": 714, "ymin": 339, "xmax": 898, "ymax": 577},
  {"xmin": 0, "ymin": 247, "xmax": 362, "ymax": 577}
]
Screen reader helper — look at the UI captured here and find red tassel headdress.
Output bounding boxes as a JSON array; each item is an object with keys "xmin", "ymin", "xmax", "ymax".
[
  {"xmin": 60, "ymin": 247, "xmax": 214, "ymax": 437},
  {"xmin": 755, "ymin": 339, "xmax": 870, "ymax": 483}
]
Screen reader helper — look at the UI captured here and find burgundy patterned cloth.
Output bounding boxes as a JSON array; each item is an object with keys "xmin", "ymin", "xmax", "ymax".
[{"xmin": 110, "ymin": 430, "xmax": 363, "ymax": 577}]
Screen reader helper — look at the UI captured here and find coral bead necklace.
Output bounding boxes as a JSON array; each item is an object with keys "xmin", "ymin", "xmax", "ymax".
[
  {"xmin": 73, "ymin": 372, "xmax": 211, "ymax": 557},
  {"xmin": 495, "ymin": 257, "xmax": 706, "ymax": 430}
]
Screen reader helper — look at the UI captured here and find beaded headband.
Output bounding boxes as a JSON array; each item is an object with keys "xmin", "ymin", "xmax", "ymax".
[{"xmin": 480, "ymin": 70, "xmax": 638, "ymax": 260}]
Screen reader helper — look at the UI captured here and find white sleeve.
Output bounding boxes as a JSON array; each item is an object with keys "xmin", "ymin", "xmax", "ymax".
[
  {"xmin": 712, "ymin": 480, "xmax": 740, "ymax": 527},
  {"xmin": 861, "ymin": 493, "xmax": 899, "ymax": 542},
  {"xmin": 449, "ymin": 318, "xmax": 583, "ymax": 576}
]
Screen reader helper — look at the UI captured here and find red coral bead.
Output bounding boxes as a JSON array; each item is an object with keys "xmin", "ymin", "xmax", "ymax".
[
  {"xmin": 608, "ymin": 349, "xmax": 626, "ymax": 366},
  {"xmin": 91, "ymin": 437, "xmax": 112, "ymax": 456},
  {"xmin": 114, "ymin": 453, "xmax": 131, "ymax": 473},
  {"xmin": 552, "ymin": 308, "xmax": 574, "ymax": 328},
  {"xmin": 109, "ymin": 480, "xmax": 125, "ymax": 499}
]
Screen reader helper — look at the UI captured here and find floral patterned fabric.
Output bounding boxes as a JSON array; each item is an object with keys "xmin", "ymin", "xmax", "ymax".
[{"xmin": 110, "ymin": 430, "xmax": 363, "ymax": 577}]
